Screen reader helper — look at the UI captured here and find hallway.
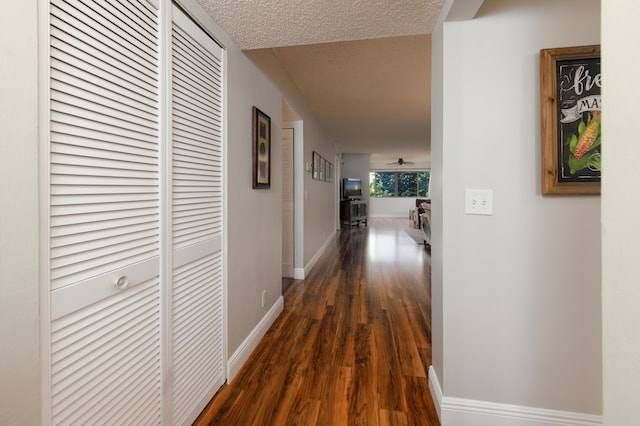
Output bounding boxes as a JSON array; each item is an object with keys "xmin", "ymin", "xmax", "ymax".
[{"xmin": 196, "ymin": 218, "xmax": 439, "ymax": 425}]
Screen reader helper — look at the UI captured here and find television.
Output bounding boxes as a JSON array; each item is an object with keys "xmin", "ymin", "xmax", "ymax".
[{"xmin": 342, "ymin": 178, "xmax": 362, "ymax": 199}]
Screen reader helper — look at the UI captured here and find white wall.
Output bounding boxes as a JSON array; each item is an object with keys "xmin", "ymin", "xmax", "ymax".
[
  {"xmin": 304, "ymin": 132, "xmax": 338, "ymax": 264},
  {"xmin": 341, "ymin": 153, "xmax": 370, "ymax": 200},
  {"xmin": 245, "ymin": 50, "xmax": 337, "ymax": 271},
  {"xmin": 0, "ymin": 3, "xmax": 40, "ymax": 424},
  {"xmin": 432, "ymin": 0, "xmax": 602, "ymax": 421},
  {"xmin": 430, "ymin": 0, "xmax": 447, "ymax": 397},
  {"xmin": 601, "ymin": 0, "xmax": 640, "ymax": 423},
  {"xmin": 369, "ymin": 197, "xmax": 417, "ymax": 218},
  {"xmin": 224, "ymin": 48, "xmax": 284, "ymax": 357}
]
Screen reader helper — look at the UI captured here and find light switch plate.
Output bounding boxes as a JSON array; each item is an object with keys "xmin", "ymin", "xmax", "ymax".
[{"xmin": 465, "ymin": 189, "xmax": 493, "ymax": 215}]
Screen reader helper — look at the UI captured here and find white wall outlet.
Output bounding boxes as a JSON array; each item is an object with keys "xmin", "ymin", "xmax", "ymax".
[
  {"xmin": 261, "ymin": 290, "xmax": 267, "ymax": 308},
  {"xmin": 465, "ymin": 189, "xmax": 493, "ymax": 215}
]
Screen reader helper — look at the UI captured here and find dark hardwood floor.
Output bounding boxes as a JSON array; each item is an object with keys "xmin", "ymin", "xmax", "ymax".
[{"xmin": 195, "ymin": 218, "xmax": 439, "ymax": 425}]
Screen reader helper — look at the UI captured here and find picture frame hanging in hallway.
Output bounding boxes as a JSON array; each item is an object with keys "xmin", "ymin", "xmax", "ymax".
[
  {"xmin": 253, "ymin": 106, "xmax": 271, "ymax": 189},
  {"xmin": 312, "ymin": 151, "xmax": 333, "ymax": 182},
  {"xmin": 540, "ymin": 45, "xmax": 601, "ymax": 195},
  {"xmin": 312, "ymin": 151, "xmax": 319, "ymax": 180}
]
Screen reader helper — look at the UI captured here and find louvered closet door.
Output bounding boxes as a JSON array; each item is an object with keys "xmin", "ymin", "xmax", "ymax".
[
  {"xmin": 47, "ymin": 0, "xmax": 161, "ymax": 424},
  {"xmin": 170, "ymin": 7, "xmax": 225, "ymax": 425}
]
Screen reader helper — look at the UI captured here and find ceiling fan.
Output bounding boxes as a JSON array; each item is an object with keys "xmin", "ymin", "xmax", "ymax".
[{"xmin": 386, "ymin": 158, "xmax": 415, "ymax": 166}]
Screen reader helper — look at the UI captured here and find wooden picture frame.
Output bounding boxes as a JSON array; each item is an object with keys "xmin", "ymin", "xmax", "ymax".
[
  {"xmin": 252, "ymin": 106, "xmax": 271, "ymax": 189},
  {"xmin": 540, "ymin": 45, "xmax": 601, "ymax": 195}
]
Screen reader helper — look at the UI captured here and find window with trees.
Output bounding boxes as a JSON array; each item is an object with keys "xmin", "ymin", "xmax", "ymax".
[{"xmin": 369, "ymin": 171, "xmax": 430, "ymax": 197}]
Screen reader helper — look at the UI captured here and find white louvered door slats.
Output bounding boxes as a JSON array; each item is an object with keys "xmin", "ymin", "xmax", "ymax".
[
  {"xmin": 49, "ymin": 0, "xmax": 160, "ymax": 293},
  {"xmin": 170, "ymin": 7, "xmax": 225, "ymax": 425},
  {"xmin": 48, "ymin": 0, "xmax": 162, "ymax": 423},
  {"xmin": 50, "ymin": 279, "xmax": 161, "ymax": 425},
  {"xmin": 46, "ymin": 1, "xmax": 226, "ymax": 423}
]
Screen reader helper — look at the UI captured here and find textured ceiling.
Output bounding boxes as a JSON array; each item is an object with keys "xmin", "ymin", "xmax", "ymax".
[
  {"xmin": 196, "ymin": 0, "xmax": 446, "ymax": 166},
  {"xmin": 195, "ymin": 0, "xmax": 444, "ymax": 49}
]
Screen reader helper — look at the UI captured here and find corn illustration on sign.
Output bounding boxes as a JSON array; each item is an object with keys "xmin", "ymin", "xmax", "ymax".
[
  {"xmin": 540, "ymin": 45, "xmax": 601, "ymax": 195},
  {"xmin": 557, "ymin": 57, "xmax": 601, "ymax": 181}
]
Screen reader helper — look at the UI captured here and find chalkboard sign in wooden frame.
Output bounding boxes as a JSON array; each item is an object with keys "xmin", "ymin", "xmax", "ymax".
[{"xmin": 540, "ymin": 45, "xmax": 601, "ymax": 195}]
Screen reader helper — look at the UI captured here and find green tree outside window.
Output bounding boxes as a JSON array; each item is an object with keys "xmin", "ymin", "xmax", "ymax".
[{"xmin": 369, "ymin": 171, "xmax": 430, "ymax": 197}]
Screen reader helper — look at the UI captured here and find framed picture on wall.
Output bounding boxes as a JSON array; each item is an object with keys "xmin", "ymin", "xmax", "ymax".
[
  {"xmin": 540, "ymin": 45, "xmax": 601, "ymax": 195},
  {"xmin": 312, "ymin": 151, "xmax": 319, "ymax": 180},
  {"xmin": 252, "ymin": 106, "xmax": 271, "ymax": 189},
  {"xmin": 311, "ymin": 152, "xmax": 333, "ymax": 183}
]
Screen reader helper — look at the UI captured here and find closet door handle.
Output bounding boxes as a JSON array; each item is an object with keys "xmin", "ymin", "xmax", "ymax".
[{"xmin": 115, "ymin": 275, "xmax": 129, "ymax": 290}]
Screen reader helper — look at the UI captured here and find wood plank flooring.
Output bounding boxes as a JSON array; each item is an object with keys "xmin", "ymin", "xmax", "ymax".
[{"xmin": 195, "ymin": 218, "xmax": 439, "ymax": 425}]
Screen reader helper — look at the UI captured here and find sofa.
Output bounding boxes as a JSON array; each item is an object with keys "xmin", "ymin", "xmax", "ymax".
[
  {"xmin": 416, "ymin": 198, "xmax": 430, "ymax": 213},
  {"xmin": 415, "ymin": 198, "xmax": 430, "ymax": 225},
  {"xmin": 416, "ymin": 199, "xmax": 431, "ymax": 248},
  {"xmin": 410, "ymin": 198, "xmax": 430, "ymax": 228}
]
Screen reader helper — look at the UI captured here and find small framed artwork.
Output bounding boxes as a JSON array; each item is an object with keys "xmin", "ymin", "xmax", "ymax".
[
  {"xmin": 252, "ymin": 106, "xmax": 271, "ymax": 189},
  {"xmin": 324, "ymin": 159, "xmax": 330, "ymax": 182},
  {"xmin": 312, "ymin": 151, "xmax": 319, "ymax": 180},
  {"xmin": 540, "ymin": 45, "xmax": 601, "ymax": 195},
  {"xmin": 311, "ymin": 152, "xmax": 333, "ymax": 183}
]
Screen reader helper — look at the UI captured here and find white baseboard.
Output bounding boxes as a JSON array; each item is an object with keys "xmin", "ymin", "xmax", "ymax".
[
  {"xmin": 428, "ymin": 365, "xmax": 443, "ymax": 420},
  {"xmin": 428, "ymin": 366, "xmax": 602, "ymax": 426},
  {"xmin": 441, "ymin": 398, "xmax": 603, "ymax": 426},
  {"xmin": 226, "ymin": 295, "xmax": 284, "ymax": 382},
  {"xmin": 293, "ymin": 268, "xmax": 305, "ymax": 280},
  {"xmin": 300, "ymin": 230, "xmax": 336, "ymax": 279}
]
